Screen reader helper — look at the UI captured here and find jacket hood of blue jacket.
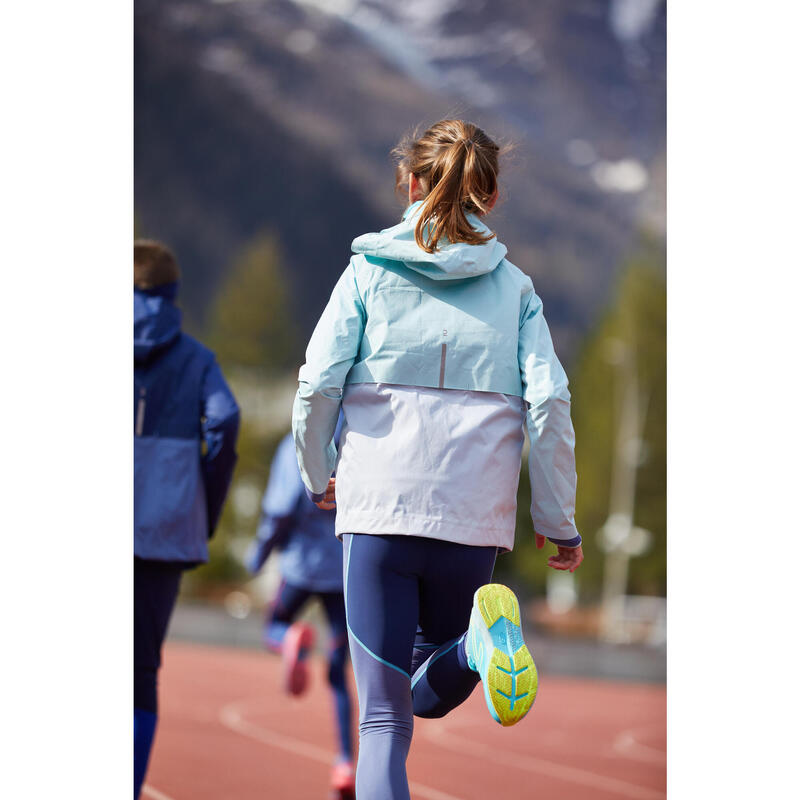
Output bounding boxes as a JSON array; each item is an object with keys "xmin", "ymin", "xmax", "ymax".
[
  {"xmin": 134, "ymin": 284, "xmax": 182, "ymax": 363},
  {"xmin": 351, "ymin": 200, "xmax": 507, "ymax": 281}
]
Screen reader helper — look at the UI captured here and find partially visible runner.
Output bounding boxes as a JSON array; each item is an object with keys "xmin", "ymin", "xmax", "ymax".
[
  {"xmin": 293, "ymin": 120, "xmax": 584, "ymax": 799},
  {"xmin": 246, "ymin": 413, "xmax": 355, "ymax": 799},
  {"xmin": 133, "ymin": 240, "xmax": 240, "ymax": 799}
]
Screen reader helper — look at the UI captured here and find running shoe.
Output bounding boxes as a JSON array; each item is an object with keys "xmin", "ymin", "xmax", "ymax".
[
  {"xmin": 466, "ymin": 583, "xmax": 538, "ymax": 726},
  {"xmin": 282, "ymin": 622, "xmax": 315, "ymax": 696},
  {"xmin": 330, "ymin": 760, "xmax": 355, "ymax": 800}
]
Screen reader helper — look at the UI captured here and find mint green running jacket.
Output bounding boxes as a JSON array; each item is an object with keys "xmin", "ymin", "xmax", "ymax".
[{"xmin": 293, "ymin": 201, "xmax": 580, "ymax": 548}]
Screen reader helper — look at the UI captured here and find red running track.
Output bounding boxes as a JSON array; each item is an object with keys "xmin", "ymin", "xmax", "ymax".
[{"xmin": 144, "ymin": 642, "xmax": 665, "ymax": 800}]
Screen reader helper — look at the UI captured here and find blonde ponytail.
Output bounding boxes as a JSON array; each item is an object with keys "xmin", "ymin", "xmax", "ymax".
[{"xmin": 392, "ymin": 120, "xmax": 500, "ymax": 253}]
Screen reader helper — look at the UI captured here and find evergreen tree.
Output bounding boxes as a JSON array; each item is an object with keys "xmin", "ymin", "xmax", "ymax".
[
  {"xmin": 206, "ymin": 233, "xmax": 299, "ymax": 372},
  {"xmin": 572, "ymin": 240, "xmax": 666, "ymax": 598},
  {"xmin": 183, "ymin": 233, "xmax": 300, "ymax": 595}
]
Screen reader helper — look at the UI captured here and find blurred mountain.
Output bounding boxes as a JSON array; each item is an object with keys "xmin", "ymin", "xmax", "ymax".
[{"xmin": 135, "ymin": 0, "xmax": 665, "ymax": 359}]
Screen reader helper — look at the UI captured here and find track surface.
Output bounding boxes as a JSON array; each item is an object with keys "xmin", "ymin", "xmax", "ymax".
[{"xmin": 145, "ymin": 642, "xmax": 665, "ymax": 800}]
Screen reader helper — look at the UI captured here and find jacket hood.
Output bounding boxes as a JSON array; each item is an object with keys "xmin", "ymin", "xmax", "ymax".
[
  {"xmin": 134, "ymin": 284, "xmax": 182, "ymax": 363},
  {"xmin": 351, "ymin": 200, "xmax": 507, "ymax": 280}
]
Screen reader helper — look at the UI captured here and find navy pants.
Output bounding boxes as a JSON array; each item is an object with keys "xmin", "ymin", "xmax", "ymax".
[
  {"xmin": 134, "ymin": 559, "xmax": 182, "ymax": 713},
  {"xmin": 343, "ymin": 534, "xmax": 496, "ymax": 800},
  {"xmin": 133, "ymin": 558, "xmax": 183, "ymax": 798},
  {"xmin": 266, "ymin": 580, "xmax": 353, "ymax": 761}
]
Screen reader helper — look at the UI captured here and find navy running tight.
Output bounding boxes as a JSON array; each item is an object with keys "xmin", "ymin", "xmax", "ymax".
[
  {"xmin": 266, "ymin": 580, "xmax": 353, "ymax": 761},
  {"xmin": 343, "ymin": 534, "xmax": 496, "ymax": 800}
]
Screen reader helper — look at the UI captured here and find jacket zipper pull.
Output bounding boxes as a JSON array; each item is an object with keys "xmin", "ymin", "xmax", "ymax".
[{"xmin": 136, "ymin": 386, "xmax": 147, "ymax": 437}]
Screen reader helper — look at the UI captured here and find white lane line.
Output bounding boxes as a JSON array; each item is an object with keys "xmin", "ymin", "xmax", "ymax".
[
  {"xmin": 219, "ymin": 698, "xmax": 466, "ymax": 800},
  {"xmin": 219, "ymin": 699, "xmax": 335, "ymax": 763},
  {"xmin": 142, "ymin": 785, "xmax": 177, "ymax": 800},
  {"xmin": 613, "ymin": 724, "xmax": 667, "ymax": 765},
  {"xmin": 407, "ymin": 784, "xmax": 465, "ymax": 800},
  {"xmin": 422, "ymin": 721, "xmax": 666, "ymax": 800}
]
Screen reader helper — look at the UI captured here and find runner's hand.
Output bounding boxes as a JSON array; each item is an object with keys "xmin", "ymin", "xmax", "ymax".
[
  {"xmin": 535, "ymin": 532, "xmax": 584, "ymax": 572},
  {"xmin": 315, "ymin": 477, "xmax": 336, "ymax": 510}
]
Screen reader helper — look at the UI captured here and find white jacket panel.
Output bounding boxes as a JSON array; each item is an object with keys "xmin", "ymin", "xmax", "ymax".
[{"xmin": 335, "ymin": 383, "xmax": 525, "ymax": 551}]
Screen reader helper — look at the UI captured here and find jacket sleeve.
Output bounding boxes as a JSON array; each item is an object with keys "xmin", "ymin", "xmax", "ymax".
[
  {"xmin": 201, "ymin": 359, "xmax": 240, "ymax": 536},
  {"xmin": 293, "ymin": 263, "xmax": 365, "ymax": 497},
  {"xmin": 518, "ymin": 285, "xmax": 581, "ymax": 546},
  {"xmin": 245, "ymin": 435, "xmax": 303, "ymax": 573}
]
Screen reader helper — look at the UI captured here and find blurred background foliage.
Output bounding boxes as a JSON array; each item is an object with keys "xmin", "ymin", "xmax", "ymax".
[
  {"xmin": 496, "ymin": 238, "xmax": 666, "ymax": 599},
  {"xmin": 185, "ymin": 419, "xmax": 284, "ymax": 594},
  {"xmin": 205, "ymin": 233, "xmax": 300, "ymax": 372}
]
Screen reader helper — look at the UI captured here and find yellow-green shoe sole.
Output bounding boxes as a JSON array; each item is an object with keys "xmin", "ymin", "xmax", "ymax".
[{"xmin": 471, "ymin": 584, "xmax": 538, "ymax": 727}]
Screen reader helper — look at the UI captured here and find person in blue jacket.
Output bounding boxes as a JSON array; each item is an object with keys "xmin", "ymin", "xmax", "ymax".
[
  {"xmin": 293, "ymin": 120, "xmax": 584, "ymax": 799},
  {"xmin": 246, "ymin": 414, "xmax": 355, "ymax": 799},
  {"xmin": 134, "ymin": 240, "xmax": 240, "ymax": 799}
]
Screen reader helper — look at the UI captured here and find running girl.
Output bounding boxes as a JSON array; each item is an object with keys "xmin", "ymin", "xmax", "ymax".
[{"xmin": 292, "ymin": 119, "xmax": 583, "ymax": 799}]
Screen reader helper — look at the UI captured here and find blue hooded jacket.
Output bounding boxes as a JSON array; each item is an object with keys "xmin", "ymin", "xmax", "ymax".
[
  {"xmin": 134, "ymin": 284, "xmax": 240, "ymax": 564},
  {"xmin": 246, "ymin": 415, "xmax": 344, "ymax": 592}
]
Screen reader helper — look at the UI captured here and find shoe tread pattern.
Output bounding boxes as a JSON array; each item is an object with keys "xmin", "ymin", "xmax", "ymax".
[
  {"xmin": 476, "ymin": 584, "xmax": 537, "ymax": 727},
  {"xmin": 477, "ymin": 584, "xmax": 520, "ymax": 628}
]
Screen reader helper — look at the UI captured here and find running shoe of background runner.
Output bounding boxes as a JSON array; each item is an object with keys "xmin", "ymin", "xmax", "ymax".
[
  {"xmin": 282, "ymin": 622, "xmax": 315, "ymax": 696},
  {"xmin": 330, "ymin": 759, "xmax": 355, "ymax": 800}
]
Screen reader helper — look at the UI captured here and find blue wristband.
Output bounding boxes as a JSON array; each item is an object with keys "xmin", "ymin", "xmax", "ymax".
[
  {"xmin": 548, "ymin": 534, "xmax": 582, "ymax": 548},
  {"xmin": 306, "ymin": 486, "xmax": 326, "ymax": 503}
]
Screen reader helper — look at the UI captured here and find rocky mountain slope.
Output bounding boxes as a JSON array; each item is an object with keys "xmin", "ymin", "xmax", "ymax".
[{"xmin": 135, "ymin": 0, "xmax": 665, "ymax": 358}]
